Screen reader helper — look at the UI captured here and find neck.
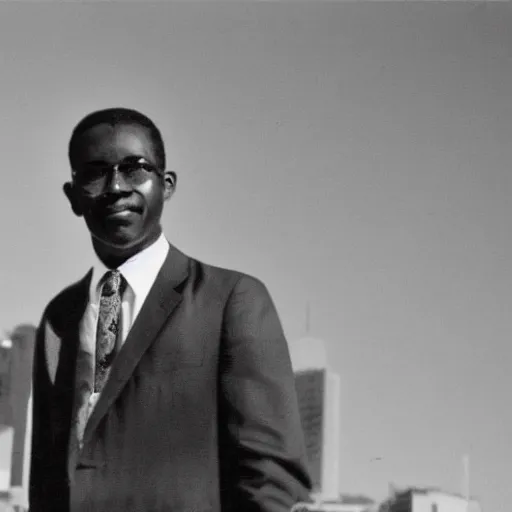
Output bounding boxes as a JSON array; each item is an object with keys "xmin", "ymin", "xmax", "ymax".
[{"xmin": 92, "ymin": 229, "xmax": 162, "ymax": 269}]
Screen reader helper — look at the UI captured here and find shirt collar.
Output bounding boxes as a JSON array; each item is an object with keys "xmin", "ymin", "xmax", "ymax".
[{"xmin": 89, "ymin": 233, "xmax": 169, "ymax": 302}]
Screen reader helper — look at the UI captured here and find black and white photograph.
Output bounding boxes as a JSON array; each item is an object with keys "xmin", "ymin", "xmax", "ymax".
[{"xmin": 0, "ymin": 2, "xmax": 511, "ymax": 512}]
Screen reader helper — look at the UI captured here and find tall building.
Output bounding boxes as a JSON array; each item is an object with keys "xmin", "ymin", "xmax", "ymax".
[
  {"xmin": 0, "ymin": 325, "xmax": 36, "ymax": 510},
  {"xmin": 290, "ymin": 337, "xmax": 341, "ymax": 502},
  {"xmin": 294, "ymin": 368, "xmax": 325, "ymax": 491},
  {"xmin": 0, "ymin": 340, "xmax": 12, "ymax": 427},
  {"xmin": 0, "ymin": 338, "xmax": 14, "ymax": 494}
]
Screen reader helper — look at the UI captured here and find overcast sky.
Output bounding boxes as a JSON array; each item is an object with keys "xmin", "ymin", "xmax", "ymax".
[{"xmin": 0, "ymin": 2, "xmax": 511, "ymax": 511}]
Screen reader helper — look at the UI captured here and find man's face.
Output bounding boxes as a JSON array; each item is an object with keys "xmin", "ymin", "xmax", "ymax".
[{"xmin": 66, "ymin": 123, "xmax": 174, "ymax": 255}]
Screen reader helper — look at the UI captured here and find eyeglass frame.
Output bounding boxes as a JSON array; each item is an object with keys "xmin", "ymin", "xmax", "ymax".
[{"xmin": 71, "ymin": 157, "xmax": 165, "ymax": 195}]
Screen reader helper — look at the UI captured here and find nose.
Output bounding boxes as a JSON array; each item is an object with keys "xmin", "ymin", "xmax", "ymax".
[{"xmin": 104, "ymin": 167, "xmax": 130, "ymax": 193}]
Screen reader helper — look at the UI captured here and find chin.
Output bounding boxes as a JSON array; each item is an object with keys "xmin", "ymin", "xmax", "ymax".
[{"xmin": 96, "ymin": 229, "xmax": 143, "ymax": 250}]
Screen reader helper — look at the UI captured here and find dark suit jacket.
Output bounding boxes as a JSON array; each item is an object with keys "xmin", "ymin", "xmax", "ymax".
[{"xmin": 30, "ymin": 243, "xmax": 312, "ymax": 512}]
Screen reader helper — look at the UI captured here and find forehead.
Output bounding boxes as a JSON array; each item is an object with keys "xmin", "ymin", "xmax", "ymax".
[{"xmin": 74, "ymin": 123, "xmax": 157, "ymax": 165}]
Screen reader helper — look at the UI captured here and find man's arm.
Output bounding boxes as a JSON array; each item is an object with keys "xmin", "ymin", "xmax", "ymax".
[
  {"xmin": 29, "ymin": 320, "xmax": 51, "ymax": 512},
  {"xmin": 219, "ymin": 275, "xmax": 312, "ymax": 512}
]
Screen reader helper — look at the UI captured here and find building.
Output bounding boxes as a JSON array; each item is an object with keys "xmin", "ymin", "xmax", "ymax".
[
  {"xmin": 0, "ymin": 324, "xmax": 36, "ymax": 511},
  {"xmin": 0, "ymin": 340, "xmax": 12, "ymax": 427},
  {"xmin": 290, "ymin": 337, "xmax": 341, "ymax": 502},
  {"xmin": 0, "ymin": 339, "xmax": 14, "ymax": 493},
  {"xmin": 382, "ymin": 488, "xmax": 481, "ymax": 512}
]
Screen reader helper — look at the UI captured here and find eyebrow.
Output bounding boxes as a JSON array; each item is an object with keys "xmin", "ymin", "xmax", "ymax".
[{"xmin": 83, "ymin": 156, "xmax": 150, "ymax": 167}]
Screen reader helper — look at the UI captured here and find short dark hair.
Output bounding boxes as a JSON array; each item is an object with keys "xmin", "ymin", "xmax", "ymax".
[{"xmin": 68, "ymin": 107, "xmax": 166, "ymax": 170}]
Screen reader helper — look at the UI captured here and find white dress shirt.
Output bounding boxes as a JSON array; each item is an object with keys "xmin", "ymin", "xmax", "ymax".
[{"xmin": 76, "ymin": 233, "xmax": 169, "ymax": 422}]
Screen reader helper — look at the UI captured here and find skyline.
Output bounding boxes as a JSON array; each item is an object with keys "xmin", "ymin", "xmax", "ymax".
[{"xmin": 0, "ymin": 2, "xmax": 511, "ymax": 511}]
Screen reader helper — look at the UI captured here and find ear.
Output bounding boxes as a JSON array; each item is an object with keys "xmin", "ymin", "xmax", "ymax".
[
  {"xmin": 163, "ymin": 171, "xmax": 177, "ymax": 201},
  {"xmin": 63, "ymin": 181, "xmax": 84, "ymax": 217}
]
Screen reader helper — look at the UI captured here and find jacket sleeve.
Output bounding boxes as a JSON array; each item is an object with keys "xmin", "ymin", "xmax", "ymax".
[
  {"xmin": 219, "ymin": 275, "xmax": 312, "ymax": 512},
  {"xmin": 29, "ymin": 319, "xmax": 52, "ymax": 512}
]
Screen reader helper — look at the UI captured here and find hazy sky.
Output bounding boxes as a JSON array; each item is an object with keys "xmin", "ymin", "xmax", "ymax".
[{"xmin": 0, "ymin": 2, "xmax": 511, "ymax": 511}]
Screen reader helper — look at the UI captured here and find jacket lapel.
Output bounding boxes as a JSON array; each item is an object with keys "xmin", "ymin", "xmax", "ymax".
[{"xmin": 81, "ymin": 243, "xmax": 189, "ymax": 447}]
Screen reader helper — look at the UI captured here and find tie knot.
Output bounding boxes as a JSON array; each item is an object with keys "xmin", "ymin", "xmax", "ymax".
[{"xmin": 101, "ymin": 270, "xmax": 124, "ymax": 296}]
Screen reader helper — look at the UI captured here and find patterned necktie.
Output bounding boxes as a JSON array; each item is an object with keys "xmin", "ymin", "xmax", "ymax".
[{"xmin": 95, "ymin": 270, "xmax": 125, "ymax": 393}]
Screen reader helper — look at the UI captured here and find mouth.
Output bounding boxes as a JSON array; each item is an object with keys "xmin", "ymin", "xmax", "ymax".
[
  {"xmin": 103, "ymin": 204, "xmax": 141, "ymax": 215},
  {"xmin": 103, "ymin": 206, "xmax": 141, "ymax": 221},
  {"xmin": 106, "ymin": 211, "xmax": 134, "ymax": 220}
]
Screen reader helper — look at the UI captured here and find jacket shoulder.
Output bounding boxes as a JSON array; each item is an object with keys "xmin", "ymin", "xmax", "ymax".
[
  {"xmin": 41, "ymin": 270, "xmax": 92, "ymax": 323},
  {"xmin": 189, "ymin": 257, "xmax": 269, "ymax": 297}
]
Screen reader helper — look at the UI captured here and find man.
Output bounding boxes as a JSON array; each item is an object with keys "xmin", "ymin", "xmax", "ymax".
[{"xmin": 30, "ymin": 108, "xmax": 312, "ymax": 512}]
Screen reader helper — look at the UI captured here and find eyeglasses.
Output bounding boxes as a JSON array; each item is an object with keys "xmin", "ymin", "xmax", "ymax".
[{"xmin": 72, "ymin": 158, "xmax": 163, "ymax": 195}]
